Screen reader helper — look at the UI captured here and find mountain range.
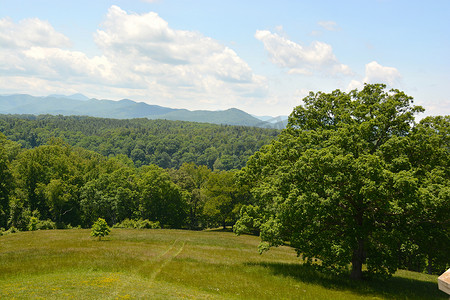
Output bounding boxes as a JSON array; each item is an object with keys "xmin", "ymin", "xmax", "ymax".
[{"xmin": 0, "ymin": 94, "xmax": 288, "ymax": 129}]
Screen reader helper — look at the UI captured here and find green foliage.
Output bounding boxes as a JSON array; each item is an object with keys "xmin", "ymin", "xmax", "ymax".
[
  {"xmin": 113, "ymin": 218, "xmax": 161, "ymax": 229},
  {"xmin": 399, "ymin": 115, "xmax": 450, "ymax": 274},
  {"xmin": 25, "ymin": 216, "xmax": 56, "ymax": 231},
  {"xmin": 0, "ymin": 115, "xmax": 274, "ymax": 231},
  {"xmin": 0, "ymin": 133, "xmax": 14, "ymax": 228},
  {"xmin": 7, "ymin": 226, "xmax": 19, "ymax": 234},
  {"xmin": 238, "ymin": 84, "xmax": 448, "ymax": 279},
  {"xmin": 137, "ymin": 165, "xmax": 187, "ymax": 228},
  {"xmin": 0, "ymin": 115, "xmax": 279, "ymax": 170},
  {"xmin": 35, "ymin": 219, "xmax": 57, "ymax": 230},
  {"xmin": 233, "ymin": 205, "xmax": 261, "ymax": 235},
  {"xmin": 12, "ymin": 142, "xmax": 86, "ymax": 226},
  {"xmin": 91, "ymin": 218, "xmax": 110, "ymax": 240},
  {"xmin": 80, "ymin": 157, "xmax": 139, "ymax": 226},
  {"xmin": 202, "ymin": 170, "xmax": 245, "ymax": 229},
  {"xmin": 28, "ymin": 216, "xmax": 38, "ymax": 231},
  {"xmin": 169, "ymin": 163, "xmax": 211, "ymax": 229},
  {"xmin": 0, "ymin": 132, "xmax": 248, "ymax": 231},
  {"xmin": 8, "ymin": 197, "xmax": 31, "ymax": 231}
]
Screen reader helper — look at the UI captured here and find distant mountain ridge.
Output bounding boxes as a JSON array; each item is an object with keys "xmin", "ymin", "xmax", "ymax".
[
  {"xmin": 48, "ymin": 93, "xmax": 90, "ymax": 101},
  {"xmin": 0, "ymin": 94, "xmax": 287, "ymax": 129}
]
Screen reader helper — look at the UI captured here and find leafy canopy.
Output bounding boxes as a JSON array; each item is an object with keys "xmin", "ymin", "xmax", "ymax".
[{"xmin": 236, "ymin": 84, "xmax": 449, "ymax": 279}]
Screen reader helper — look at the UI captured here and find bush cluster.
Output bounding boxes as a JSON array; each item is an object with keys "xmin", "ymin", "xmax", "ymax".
[{"xmin": 113, "ymin": 218, "xmax": 161, "ymax": 229}]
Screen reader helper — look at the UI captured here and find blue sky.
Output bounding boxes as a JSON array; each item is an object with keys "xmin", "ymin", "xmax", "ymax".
[{"xmin": 0, "ymin": 0, "xmax": 449, "ymax": 117}]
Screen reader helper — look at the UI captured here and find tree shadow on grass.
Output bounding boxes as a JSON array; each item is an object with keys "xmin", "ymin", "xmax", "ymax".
[{"xmin": 247, "ymin": 262, "xmax": 446, "ymax": 299}]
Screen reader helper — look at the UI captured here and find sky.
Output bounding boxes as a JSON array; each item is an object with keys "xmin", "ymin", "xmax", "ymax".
[{"xmin": 0, "ymin": 0, "xmax": 449, "ymax": 117}]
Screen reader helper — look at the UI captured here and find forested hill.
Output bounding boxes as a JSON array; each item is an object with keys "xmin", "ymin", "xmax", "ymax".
[
  {"xmin": 0, "ymin": 94, "xmax": 286, "ymax": 128},
  {"xmin": 0, "ymin": 114, "xmax": 279, "ymax": 170}
]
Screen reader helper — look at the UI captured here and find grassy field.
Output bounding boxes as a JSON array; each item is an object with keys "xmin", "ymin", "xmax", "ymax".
[{"xmin": 0, "ymin": 229, "xmax": 445, "ymax": 299}]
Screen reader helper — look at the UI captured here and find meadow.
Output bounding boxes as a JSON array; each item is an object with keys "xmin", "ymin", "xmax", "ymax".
[{"xmin": 0, "ymin": 229, "xmax": 445, "ymax": 299}]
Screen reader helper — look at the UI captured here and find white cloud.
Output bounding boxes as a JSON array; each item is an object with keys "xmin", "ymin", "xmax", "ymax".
[
  {"xmin": 0, "ymin": 16, "xmax": 114, "ymax": 84},
  {"xmin": 0, "ymin": 6, "xmax": 268, "ymax": 111},
  {"xmin": 95, "ymin": 5, "xmax": 268, "ymax": 104},
  {"xmin": 318, "ymin": 21, "xmax": 340, "ymax": 31},
  {"xmin": 364, "ymin": 61, "xmax": 401, "ymax": 86},
  {"xmin": 347, "ymin": 79, "xmax": 363, "ymax": 91},
  {"xmin": 255, "ymin": 30, "xmax": 352, "ymax": 76},
  {"xmin": 0, "ymin": 17, "xmax": 70, "ymax": 49},
  {"xmin": 346, "ymin": 61, "xmax": 401, "ymax": 91},
  {"xmin": 95, "ymin": 6, "xmax": 256, "ymax": 83},
  {"xmin": 23, "ymin": 47, "xmax": 125, "ymax": 84}
]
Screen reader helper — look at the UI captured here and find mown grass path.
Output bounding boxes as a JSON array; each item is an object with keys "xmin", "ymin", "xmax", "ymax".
[
  {"xmin": 0, "ymin": 229, "xmax": 446, "ymax": 299},
  {"xmin": 148, "ymin": 239, "xmax": 186, "ymax": 284}
]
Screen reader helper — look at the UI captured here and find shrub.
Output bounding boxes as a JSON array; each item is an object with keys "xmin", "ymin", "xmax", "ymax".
[
  {"xmin": 28, "ymin": 217, "xmax": 38, "ymax": 231},
  {"xmin": 5, "ymin": 226, "xmax": 18, "ymax": 234},
  {"xmin": 113, "ymin": 218, "xmax": 161, "ymax": 229},
  {"xmin": 36, "ymin": 219, "xmax": 57, "ymax": 230},
  {"xmin": 113, "ymin": 218, "xmax": 135, "ymax": 229},
  {"xmin": 91, "ymin": 218, "xmax": 110, "ymax": 241},
  {"xmin": 136, "ymin": 219, "xmax": 161, "ymax": 229}
]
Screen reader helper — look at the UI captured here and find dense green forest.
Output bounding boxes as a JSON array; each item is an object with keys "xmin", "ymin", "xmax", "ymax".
[
  {"xmin": 0, "ymin": 114, "xmax": 279, "ymax": 170},
  {"xmin": 0, "ymin": 116, "xmax": 273, "ymax": 233},
  {"xmin": 0, "ymin": 134, "xmax": 249, "ymax": 231}
]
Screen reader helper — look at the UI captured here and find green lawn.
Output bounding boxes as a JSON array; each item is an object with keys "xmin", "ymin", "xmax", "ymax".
[{"xmin": 0, "ymin": 229, "xmax": 445, "ymax": 299}]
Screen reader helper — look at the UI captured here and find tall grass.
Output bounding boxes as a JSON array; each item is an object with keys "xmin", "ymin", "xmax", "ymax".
[{"xmin": 0, "ymin": 229, "xmax": 445, "ymax": 299}]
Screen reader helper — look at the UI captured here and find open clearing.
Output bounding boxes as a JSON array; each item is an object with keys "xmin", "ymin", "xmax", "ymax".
[{"xmin": 0, "ymin": 229, "xmax": 445, "ymax": 299}]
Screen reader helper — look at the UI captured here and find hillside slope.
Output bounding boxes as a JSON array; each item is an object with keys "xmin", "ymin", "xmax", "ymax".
[
  {"xmin": 0, "ymin": 94, "xmax": 275, "ymax": 128},
  {"xmin": 0, "ymin": 229, "xmax": 444, "ymax": 300}
]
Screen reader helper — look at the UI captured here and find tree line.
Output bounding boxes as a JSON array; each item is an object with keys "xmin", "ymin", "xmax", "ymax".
[
  {"xmin": 0, "ymin": 115, "xmax": 279, "ymax": 170},
  {"xmin": 0, "ymin": 135, "xmax": 251, "ymax": 232}
]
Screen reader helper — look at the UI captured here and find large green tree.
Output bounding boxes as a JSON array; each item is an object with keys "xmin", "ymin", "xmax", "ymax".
[
  {"xmin": 12, "ymin": 140, "xmax": 88, "ymax": 227},
  {"xmin": 137, "ymin": 165, "xmax": 186, "ymax": 228},
  {"xmin": 236, "ymin": 84, "xmax": 449, "ymax": 279},
  {"xmin": 203, "ymin": 170, "xmax": 246, "ymax": 229},
  {"xmin": 80, "ymin": 156, "xmax": 138, "ymax": 226},
  {"xmin": 169, "ymin": 163, "xmax": 211, "ymax": 229}
]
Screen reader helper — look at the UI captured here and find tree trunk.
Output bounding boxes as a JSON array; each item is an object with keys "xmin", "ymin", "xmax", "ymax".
[{"xmin": 350, "ymin": 239, "xmax": 365, "ymax": 280}]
